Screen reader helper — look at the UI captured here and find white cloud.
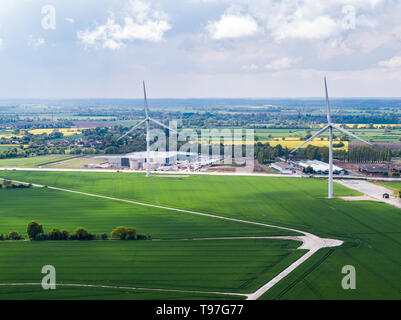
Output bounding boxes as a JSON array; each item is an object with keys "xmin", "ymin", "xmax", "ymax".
[
  {"xmin": 246, "ymin": 0, "xmax": 387, "ymax": 41},
  {"xmin": 265, "ymin": 57, "xmax": 299, "ymax": 70},
  {"xmin": 78, "ymin": 0, "xmax": 171, "ymax": 50},
  {"xmin": 28, "ymin": 36, "xmax": 45, "ymax": 48},
  {"xmin": 241, "ymin": 63, "xmax": 259, "ymax": 71},
  {"xmin": 273, "ymin": 15, "xmax": 340, "ymax": 40},
  {"xmin": 207, "ymin": 14, "xmax": 258, "ymax": 40},
  {"xmin": 0, "ymin": 38, "xmax": 2, "ymax": 49},
  {"xmin": 66, "ymin": 18, "xmax": 75, "ymax": 24},
  {"xmin": 378, "ymin": 56, "xmax": 401, "ymax": 68}
]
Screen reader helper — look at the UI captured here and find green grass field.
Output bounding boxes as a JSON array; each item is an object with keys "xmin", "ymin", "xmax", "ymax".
[
  {"xmin": 0, "ymin": 240, "xmax": 304, "ymax": 298},
  {"xmin": 253, "ymin": 128, "xmax": 401, "ymax": 142},
  {"xmin": 375, "ymin": 181, "xmax": 401, "ymax": 192},
  {"xmin": 0, "ymin": 156, "xmax": 77, "ymax": 168},
  {"xmin": 0, "ymin": 285, "xmax": 242, "ymax": 300},
  {"xmin": 0, "ymin": 188, "xmax": 294, "ymax": 239},
  {"xmin": 0, "ymin": 146, "xmax": 18, "ymax": 152},
  {"xmin": 0, "ymin": 171, "xmax": 400, "ymax": 299},
  {"xmin": 43, "ymin": 156, "xmax": 107, "ymax": 169}
]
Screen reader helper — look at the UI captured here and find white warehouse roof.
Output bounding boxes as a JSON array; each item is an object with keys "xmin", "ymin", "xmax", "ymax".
[{"xmin": 297, "ymin": 160, "xmax": 345, "ymax": 173}]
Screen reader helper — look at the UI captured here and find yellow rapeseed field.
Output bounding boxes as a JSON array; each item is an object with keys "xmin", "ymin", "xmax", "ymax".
[
  {"xmin": 267, "ymin": 140, "xmax": 348, "ymax": 150},
  {"xmin": 196, "ymin": 138, "xmax": 348, "ymax": 150},
  {"xmin": 28, "ymin": 128, "xmax": 83, "ymax": 136}
]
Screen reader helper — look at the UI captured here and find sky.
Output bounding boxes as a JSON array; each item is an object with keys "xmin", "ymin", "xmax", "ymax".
[{"xmin": 1, "ymin": 0, "xmax": 401, "ymax": 98}]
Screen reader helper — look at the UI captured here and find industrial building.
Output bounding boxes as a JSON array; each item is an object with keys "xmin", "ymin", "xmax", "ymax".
[
  {"xmin": 98, "ymin": 151, "xmax": 206, "ymax": 171},
  {"xmin": 294, "ymin": 160, "xmax": 348, "ymax": 175},
  {"xmin": 270, "ymin": 162, "xmax": 296, "ymax": 174}
]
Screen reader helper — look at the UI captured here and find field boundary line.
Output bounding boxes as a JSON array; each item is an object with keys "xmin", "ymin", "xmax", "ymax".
[{"xmin": 0, "ymin": 283, "xmax": 248, "ymax": 298}]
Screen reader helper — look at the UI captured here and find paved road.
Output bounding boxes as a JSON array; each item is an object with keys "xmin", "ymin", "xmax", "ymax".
[{"xmin": 337, "ymin": 179, "xmax": 401, "ymax": 209}]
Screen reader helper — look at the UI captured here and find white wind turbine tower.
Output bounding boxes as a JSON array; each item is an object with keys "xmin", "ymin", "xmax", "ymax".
[
  {"xmin": 118, "ymin": 81, "xmax": 177, "ymax": 177},
  {"xmin": 291, "ymin": 77, "xmax": 372, "ymax": 199}
]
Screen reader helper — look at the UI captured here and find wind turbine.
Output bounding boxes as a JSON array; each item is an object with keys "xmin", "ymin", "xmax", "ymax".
[
  {"xmin": 118, "ymin": 81, "xmax": 177, "ymax": 177},
  {"xmin": 291, "ymin": 77, "xmax": 372, "ymax": 199}
]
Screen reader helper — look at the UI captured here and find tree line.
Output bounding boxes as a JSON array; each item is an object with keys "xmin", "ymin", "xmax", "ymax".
[
  {"xmin": 254, "ymin": 143, "xmax": 392, "ymax": 164},
  {"xmin": 0, "ymin": 222, "xmax": 151, "ymax": 241}
]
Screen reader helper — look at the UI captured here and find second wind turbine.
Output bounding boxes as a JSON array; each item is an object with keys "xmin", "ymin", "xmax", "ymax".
[{"xmin": 291, "ymin": 77, "xmax": 372, "ymax": 199}]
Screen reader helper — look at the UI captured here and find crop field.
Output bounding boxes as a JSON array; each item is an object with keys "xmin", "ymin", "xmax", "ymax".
[
  {"xmin": 43, "ymin": 156, "xmax": 107, "ymax": 169},
  {"xmin": 265, "ymin": 139, "xmax": 348, "ymax": 150},
  {"xmin": 0, "ymin": 155, "xmax": 76, "ymax": 168},
  {"xmin": 0, "ymin": 171, "xmax": 400, "ymax": 299},
  {"xmin": 375, "ymin": 181, "xmax": 401, "ymax": 191},
  {"xmin": 0, "ymin": 188, "xmax": 293, "ymax": 238},
  {"xmin": 0, "ymin": 145, "xmax": 18, "ymax": 152},
  {"xmin": 0, "ymin": 240, "xmax": 303, "ymax": 299},
  {"xmin": 27, "ymin": 128, "xmax": 84, "ymax": 136},
  {"xmin": 0, "ymin": 183, "xmax": 301, "ymax": 300},
  {"xmin": 253, "ymin": 127, "xmax": 401, "ymax": 143}
]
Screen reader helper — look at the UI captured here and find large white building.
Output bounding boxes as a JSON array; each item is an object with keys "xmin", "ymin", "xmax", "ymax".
[
  {"xmin": 99, "ymin": 151, "xmax": 200, "ymax": 170},
  {"xmin": 295, "ymin": 160, "xmax": 348, "ymax": 175}
]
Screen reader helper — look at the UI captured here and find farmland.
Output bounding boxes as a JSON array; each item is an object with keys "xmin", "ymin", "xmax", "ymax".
[
  {"xmin": 43, "ymin": 156, "xmax": 107, "ymax": 169},
  {"xmin": 375, "ymin": 181, "xmax": 401, "ymax": 191},
  {"xmin": 0, "ymin": 155, "xmax": 77, "ymax": 168},
  {"xmin": 27, "ymin": 128, "xmax": 84, "ymax": 136},
  {"xmin": 0, "ymin": 170, "xmax": 400, "ymax": 299},
  {"xmin": 253, "ymin": 127, "xmax": 401, "ymax": 143},
  {"xmin": 0, "ymin": 240, "xmax": 303, "ymax": 299},
  {"xmin": 0, "ymin": 182, "xmax": 302, "ymax": 300},
  {"xmin": 0, "ymin": 188, "xmax": 293, "ymax": 239}
]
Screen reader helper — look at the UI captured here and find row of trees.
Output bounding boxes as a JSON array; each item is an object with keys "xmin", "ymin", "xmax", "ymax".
[
  {"xmin": 254, "ymin": 142, "xmax": 393, "ymax": 164},
  {"xmin": 20, "ymin": 222, "xmax": 151, "ymax": 241},
  {"xmin": 346, "ymin": 146, "xmax": 392, "ymax": 163},
  {"xmin": 255, "ymin": 144, "xmax": 290, "ymax": 164},
  {"xmin": 1, "ymin": 179, "xmax": 32, "ymax": 189}
]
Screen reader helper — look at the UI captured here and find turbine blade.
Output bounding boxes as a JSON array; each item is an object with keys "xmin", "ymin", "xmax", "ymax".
[
  {"xmin": 324, "ymin": 76, "xmax": 331, "ymax": 124},
  {"xmin": 332, "ymin": 124, "xmax": 373, "ymax": 145},
  {"xmin": 149, "ymin": 118, "xmax": 178, "ymax": 133},
  {"xmin": 143, "ymin": 81, "xmax": 149, "ymax": 119},
  {"xmin": 290, "ymin": 125, "xmax": 330, "ymax": 153},
  {"xmin": 117, "ymin": 119, "xmax": 146, "ymax": 141}
]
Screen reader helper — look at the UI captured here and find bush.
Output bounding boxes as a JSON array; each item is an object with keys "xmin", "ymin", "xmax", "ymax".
[
  {"xmin": 111, "ymin": 226, "xmax": 128, "ymax": 240},
  {"xmin": 34, "ymin": 233, "xmax": 49, "ymax": 241},
  {"xmin": 0, "ymin": 234, "xmax": 4, "ymax": 241},
  {"xmin": 100, "ymin": 233, "xmax": 108, "ymax": 240},
  {"xmin": 2, "ymin": 179, "xmax": 12, "ymax": 188},
  {"xmin": 27, "ymin": 221, "xmax": 44, "ymax": 240},
  {"xmin": 61, "ymin": 229, "xmax": 70, "ymax": 240},
  {"xmin": 71, "ymin": 227, "xmax": 94, "ymax": 240},
  {"xmin": 48, "ymin": 228, "xmax": 63, "ymax": 240},
  {"xmin": 111, "ymin": 226, "xmax": 139, "ymax": 240},
  {"xmin": 8, "ymin": 231, "xmax": 23, "ymax": 240},
  {"xmin": 137, "ymin": 234, "xmax": 152, "ymax": 240},
  {"xmin": 333, "ymin": 142, "xmax": 345, "ymax": 148},
  {"xmin": 125, "ymin": 228, "xmax": 137, "ymax": 240},
  {"xmin": 303, "ymin": 166, "xmax": 315, "ymax": 174}
]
